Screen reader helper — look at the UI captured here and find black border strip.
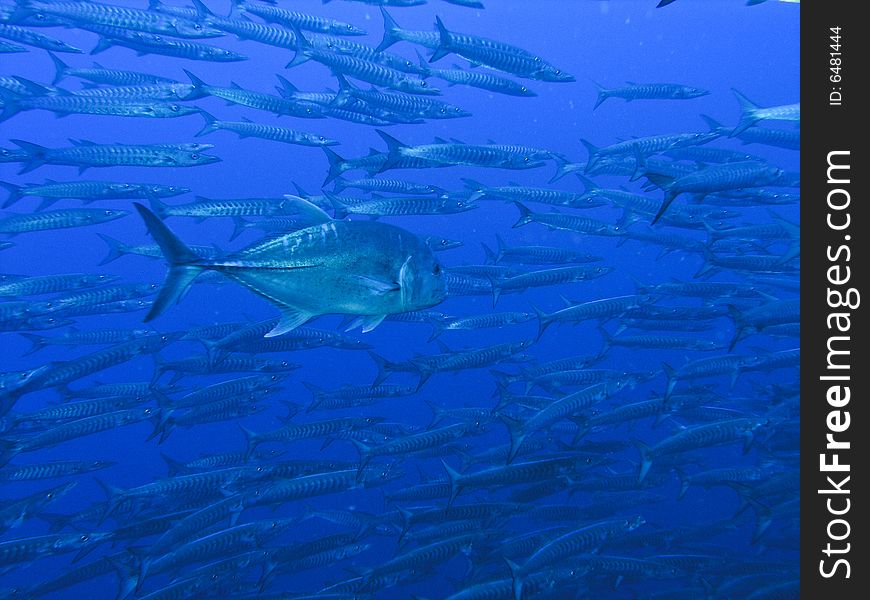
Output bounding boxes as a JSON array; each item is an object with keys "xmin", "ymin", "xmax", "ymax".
[{"xmin": 802, "ymin": 1, "xmax": 866, "ymax": 595}]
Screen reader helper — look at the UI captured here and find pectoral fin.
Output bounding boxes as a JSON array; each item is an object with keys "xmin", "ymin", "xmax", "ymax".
[
  {"xmin": 266, "ymin": 308, "xmax": 312, "ymax": 337},
  {"xmin": 345, "ymin": 314, "xmax": 387, "ymax": 333},
  {"xmin": 353, "ymin": 275, "xmax": 400, "ymax": 296}
]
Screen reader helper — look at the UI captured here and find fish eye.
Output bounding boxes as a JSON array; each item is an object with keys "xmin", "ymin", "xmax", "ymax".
[
  {"xmin": 420, "ymin": 81, "xmax": 427, "ymax": 87},
  {"xmin": 80, "ymin": 534, "xmax": 89, "ymax": 542},
  {"xmin": 46, "ymin": 492, "xmax": 54, "ymax": 499},
  {"xmin": 191, "ymin": 154, "xmax": 199, "ymax": 159},
  {"xmin": 169, "ymin": 104, "xmax": 179, "ymax": 111},
  {"xmin": 521, "ymin": 86, "xmax": 527, "ymax": 92},
  {"xmin": 168, "ymin": 186, "xmax": 176, "ymax": 192},
  {"xmin": 104, "ymin": 210, "xmax": 114, "ymax": 216}
]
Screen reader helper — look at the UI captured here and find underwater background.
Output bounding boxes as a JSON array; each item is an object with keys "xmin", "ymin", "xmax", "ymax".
[{"xmin": 0, "ymin": 0, "xmax": 799, "ymax": 598}]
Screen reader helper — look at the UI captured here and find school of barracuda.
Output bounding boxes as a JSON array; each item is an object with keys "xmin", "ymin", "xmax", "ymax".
[{"xmin": 0, "ymin": 0, "xmax": 798, "ymax": 598}]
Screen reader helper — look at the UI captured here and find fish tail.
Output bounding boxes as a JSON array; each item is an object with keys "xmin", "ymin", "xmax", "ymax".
[
  {"xmin": 461, "ymin": 177, "xmax": 486, "ymax": 201},
  {"xmin": 597, "ymin": 324, "xmax": 613, "ymax": 354},
  {"xmin": 239, "ymin": 424, "xmax": 260, "ymax": 459},
  {"xmin": 321, "ymin": 147, "xmax": 347, "ymax": 185},
  {"xmin": 441, "ymin": 459, "xmax": 462, "ymax": 507},
  {"xmin": 426, "ymin": 318, "xmax": 446, "ymax": 343},
  {"xmin": 106, "ymin": 553, "xmax": 140, "ymax": 600},
  {"xmin": 285, "ymin": 23, "xmax": 311, "ymax": 68},
  {"xmin": 579, "ymin": 139, "xmax": 600, "ymax": 172},
  {"xmin": 331, "ymin": 177, "xmax": 347, "ymax": 193},
  {"xmin": 661, "ymin": 362, "xmax": 677, "ymax": 400},
  {"xmin": 0, "ymin": 88, "xmax": 22, "ymax": 123},
  {"xmin": 146, "ymin": 407, "xmax": 172, "ymax": 443},
  {"xmin": 368, "ymin": 351, "xmax": 392, "ymax": 386},
  {"xmin": 0, "ymin": 181, "xmax": 23, "ymax": 209},
  {"xmin": 699, "ymin": 113, "xmax": 726, "ymax": 135},
  {"xmin": 429, "ymin": 16, "xmax": 453, "ymax": 63},
  {"xmin": 629, "ymin": 144, "xmax": 648, "ymax": 182},
  {"xmin": 47, "ymin": 52, "xmax": 70, "ymax": 86},
  {"xmin": 651, "ymin": 191, "xmax": 678, "ymax": 224},
  {"xmin": 726, "ymin": 304, "xmax": 746, "ymax": 352},
  {"xmin": 351, "ymin": 439, "xmax": 372, "ymax": 478},
  {"xmin": 424, "ymin": 398, "xmax": 444, "ymax": 428},
  {"xmin": 133, "ymin": 203, "xmax": 205, "ymax": 323},
  {"xmin": 592, "ymin": 81, "xmax": 610, "ymax": 110},
  {"xmin": 487, "ymin": 275, "xmax": 502, "ymax": 308},
  {"xmin": 325, "ymin": 191, "xmax": 349, "ymax": 219},
  {"xmin": 374, "ymin": 129, "xmax": 406, "ymax": 173},
  {"xmin": 227, "ymin": 216, "xmax": 249, "ymax": 242},
  {"xmin": 302, "ymin": 381, "xmax": 323, "ymax": 412},
  {"xmin": 274, "ymin": 74, "xmax": 298, "ymax": 99},
  {"xmin": 0, "ymin": 438, "xmax": 21, "ymax": 467},
  {"xmin": 227, "ymin": 0, "xmax": 246, "ymax": 19},
  {"xmin": 675, "ymin": 468, "xmax": 691, "ymax": 500},
  {"xmin": 494, "ymin": 233, "xmax": 507, "ymax": 262},
  {"xmin": 548, "ymin": 154, "xmax": 573, "ymax": 183},
  {"xmin": 194, "ymin": 109, "xmax": 219, "ymax": 138},
  {"xmin": 190, "ymin": 0, "xmax": 214, "ymax": 19},
  {"xmin": 376, "ymin": 7, "xmax": 402, "ymax": 52},
  {"xmin": 504, "ymin": 558, "xmax": 524, "ymax": 600},
  {"xmin": 481, "ymin": 242, "xmax": 496, "ymax": 265},
  {"xmin": 632, "ymin": 439, "xmax": 654, "ymax": 483},
  {"xmin": 94, "ymin": 477, "xmax": 125, "ymax": 522},
  {"xmin": 531, "ymin": 303, "xmax": 551, "ymax": 341},
  {"xmin": 159, "ymin": 452, "xmax": 187, "ymax": 477},
  {"xmin": 414, "ymin": 49, "xmax": 431, "ymax": 76},
  {"xmin": 730, "ymin": 88, "xmax": 761, "ymax": 136},
  {"xmin": 746, "ymin": 497, "xmax": 773, "ymax": 544},
  {"xmin": 95, "ymin": 234, "xmax": 130, "ymax": 266},
  {"xmin": 511, "ymin": 201, "xmax": 534, "ymax": 229},
  {"xmin": 415, "ymin": 368, "xmax": 433, "ymax": 392},
  {"xmin": 17, "ymin": 332, "xmax": 46, "ymax": 356},
  {"xmin": 499, "ymin": 413, "xmax": 526, "ymax": 464}
]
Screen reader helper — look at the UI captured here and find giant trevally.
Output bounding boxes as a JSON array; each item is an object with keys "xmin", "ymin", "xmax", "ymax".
[{"xmin": 135, "ymin": 197, "xmax": 446, "ymax": 336}]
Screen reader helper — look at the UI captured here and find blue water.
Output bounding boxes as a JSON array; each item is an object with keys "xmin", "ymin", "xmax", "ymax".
[{"xmin": 1, "ymin": 0, "xmax": 799, "ymax": 598}]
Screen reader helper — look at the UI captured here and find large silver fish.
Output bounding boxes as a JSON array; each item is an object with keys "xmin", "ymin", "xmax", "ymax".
[{"xmin": 135, "ymin": 196, "xmax": 446, "ymax": 336}]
